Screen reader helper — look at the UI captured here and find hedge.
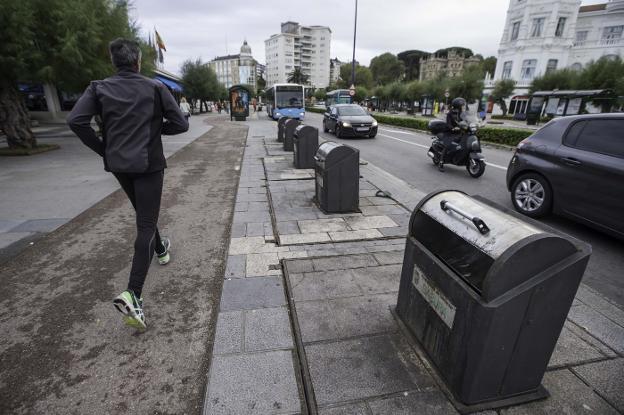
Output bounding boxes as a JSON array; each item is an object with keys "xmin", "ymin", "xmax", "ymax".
[{"xmin": 305, "ymin": 108, "xmax": 534, "ymax": 146}]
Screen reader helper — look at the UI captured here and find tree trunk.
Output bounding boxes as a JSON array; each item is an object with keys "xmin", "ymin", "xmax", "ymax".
[
  {"xmin": 0, "ymin": 82, "xmax": 37, "ymax": 149},
  {"xmin": 499, "ymin": 99, "xmax": 508, "ymax": 117}
]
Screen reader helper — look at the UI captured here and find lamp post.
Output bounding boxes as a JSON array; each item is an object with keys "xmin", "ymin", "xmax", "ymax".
[{"xmin": 351, "ymin": 0, "xmax": 358, "ymax": 89}]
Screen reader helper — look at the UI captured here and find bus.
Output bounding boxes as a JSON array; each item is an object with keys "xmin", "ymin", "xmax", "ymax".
[
  {"xmin": 326, "ymin": 89, "xmax": 352, "ymax": 108},
  {"xmin": 264, "ymin": 83, "xmax": 305, "ymax": 120}
]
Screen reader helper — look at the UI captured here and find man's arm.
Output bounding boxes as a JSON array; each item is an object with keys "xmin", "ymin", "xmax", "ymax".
[
  {"xmin": 157, "ymin": 84, "xmax": 189, "ymax": 135},
  {"xmin": 66, "ymin": 83, "xmax": 104, "ymax": 156}
]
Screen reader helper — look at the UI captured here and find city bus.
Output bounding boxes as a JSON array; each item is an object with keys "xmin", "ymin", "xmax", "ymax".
[
  {"xmin": 325, "ymin": 89, "xmax": 352, "ymax": 109},
  {"xmin": 264, "ymin": 83, "xmax": 305, "ymax": 120}
]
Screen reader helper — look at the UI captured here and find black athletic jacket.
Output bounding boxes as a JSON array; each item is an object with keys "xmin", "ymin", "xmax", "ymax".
[{"xmin": 67, "ymin": 68, "xmax": 189, "ymax": 173}]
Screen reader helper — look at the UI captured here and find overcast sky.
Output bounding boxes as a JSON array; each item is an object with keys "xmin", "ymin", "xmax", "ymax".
[{"xmin": 131, "ymin": 0, "xmax": 606, "ymax": 75}]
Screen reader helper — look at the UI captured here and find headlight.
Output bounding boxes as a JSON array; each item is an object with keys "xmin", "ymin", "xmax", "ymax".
[
  {"xmin": 342, "ymin": 122, "xmax": 351, "ymax": 128},
  {"xmin": 372, "ymin": 120, "xmax": 378, "ymax": 127},
  {"xmin": 300, "ymin": 113, "xmax": 305, "ymax": 117},
  {"xmin": 276, "ymin": 112, "xmax": 282, "ymax": 117}
]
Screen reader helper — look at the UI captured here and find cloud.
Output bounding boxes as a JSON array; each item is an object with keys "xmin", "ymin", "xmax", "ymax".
[{"xmin": 130, "ymin": 0, "xmax": 595, "ymax": 75}]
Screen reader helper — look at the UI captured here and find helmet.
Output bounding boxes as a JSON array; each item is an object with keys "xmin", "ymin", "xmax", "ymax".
[{"xmin": 451, "ymin": 97, "xmax": 466, "ymax": 110}]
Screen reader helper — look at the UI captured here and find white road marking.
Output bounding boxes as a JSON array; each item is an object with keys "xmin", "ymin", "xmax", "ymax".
[
  {"xmin": 379, "ymin": 128, "xmax": 416, "ymax": 135},
  {"xmin": 377, "ymin": 133, "xmax": 508, "ymax": 171}
]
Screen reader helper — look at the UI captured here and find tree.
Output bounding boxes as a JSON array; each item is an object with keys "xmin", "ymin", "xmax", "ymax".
[
  {"xmin": 369, "ymin": 53, "xmax": 405, "ymax": 85},
  {"xmin": 180, "ymin": 59, "xmax": 220, "ymax": 112},
  {"xmin": 287, "ymin": 67, "xmax": 309, "ymax": 84},
  {"xmin": 0, "ymin": 0, "xmax": 149, "ymax": 149},
  {"xmin": 338, "ymin": 64, "xmax": 373, "ymax": 89},
  {"xmin": 575, "ymin": 56, "xmax": 624, "ymax": 97},
  {"xmin": 256, "ymin": 74, "xmax": 266, "ymax": 96},
  {"xmin": 491, "ymin": 79, "xmax": 516, "ymax": 116},
  {"xmin": 397, "ymin": 50, "xmax": 430, "ymax": 81},
  {"xmin": 433, "ymin": 47, "xmax": 474, "ymax": 58},
  {"xmin": 353, "ymin": 86, "xmax": 368, "ymax": 103},
  {"xmin": 314, "ymin": 88, "xmax": 326, "ymax": 101},
  {"xmin": 447, "ymin": 65, "xmax": 485, "ymax": 103},
  {"xmin": 482, "ymin": 56, "xmax": 497, "ymax": 77},
  {"xmin": 529, "ymin": 69, "xmax": 579, "ymax": 94}
]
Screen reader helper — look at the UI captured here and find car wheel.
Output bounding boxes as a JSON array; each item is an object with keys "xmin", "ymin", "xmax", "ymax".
[
  {"xmin": 511, "ymin": 173, "xmax": 553, "ymax": 218},
  {"xmin": 336, "ymin": 125, "xmax": 342, "ymax": 138}
]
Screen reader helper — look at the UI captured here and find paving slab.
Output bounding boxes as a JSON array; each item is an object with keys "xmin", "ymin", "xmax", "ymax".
[
  {"xmin": 311, "ymin": 253, "xmax": 379, "ymax": 271},
  {"xmin": 548, "ymin": 323, "xmax": 608, "ymax": 368},
  {"xmin": 295, "ymin": 294, "xmax": 398, "ymax": 343},
  {"xmin": 9, "ymin": 218, "xmax": 69, "ymax": 233},
  {"xmin": 298, "ymin": 218, "xmax": 349, "ymax": 233},
  {"xmin": 305, "ymin": 334, "xmax": 435, "ymax": 406},
  {"xmin": 318, "ymin": 402, "xmax": 370, "ymax": 415},
  {"xmin": 204, "ymin": 350, "xmax": 301, "ymax": 415},
  {"xmin": 224, "ymin": 254, "xmax": 246, "ymax": 279},
  {"xmin": 245, "ymin": 307, "xmax": 294, "ymax": 352},
  {"xmin": 367, "ymin": 390, "xmax": 458, "ymax": 414},
  {"xmin": 567, "ymin": 304, "xmax": 624, "ymax": 354},
  {"xmin": 329, "ymin": 229, "xmax": 384, "ymax": 242},
  {"xmin": 246, "ymin": 252, "xmax": 281, "ymax": 277},
  {"xmin": 220, "ymin": 276, "xmax": 286, "ymax": 311},
  {"xmin": 572, "ymin": 358, "xmax": 624, "ymax": 412},
  {"xmin": 501, "ymin": 369, "xmax": 618, "ymax": 415},
  {"xmin": 213, "ymin": 311, "xmax": 244, "ymax": 355}
]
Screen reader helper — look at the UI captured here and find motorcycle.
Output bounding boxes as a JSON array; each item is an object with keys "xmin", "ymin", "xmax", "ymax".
[{"xmin": 426, "ymin": 112, "xmax": 486, "ymax": 178}]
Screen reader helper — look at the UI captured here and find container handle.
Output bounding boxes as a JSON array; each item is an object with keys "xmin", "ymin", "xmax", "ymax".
[{"xmin": 440, "ymin": 200, "xmax": 490, "ymax": 235}]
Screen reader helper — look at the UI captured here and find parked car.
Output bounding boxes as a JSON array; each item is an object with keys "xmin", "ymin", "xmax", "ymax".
[
  {"xmin": 323, "ymin": 104, "xmax": 378, "ymax": 138},
  {"xmin": 506, "ymin": 113, "xmax": 624, "ymax": 239}
]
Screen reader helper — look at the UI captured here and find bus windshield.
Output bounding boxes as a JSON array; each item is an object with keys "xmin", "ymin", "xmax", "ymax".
[
  {"xmin": 338, "ymin": 106, "xmax": 367, "ymax": 116},
  {"xmin": 276, "ymin": 86, "xmax": 303, "ymax": 108}
]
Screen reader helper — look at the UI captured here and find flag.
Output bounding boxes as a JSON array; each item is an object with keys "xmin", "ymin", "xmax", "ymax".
[
  {"xmin": 158, "ymin": 47, "xmax": 164, "ymax": 63},
  {"xmin": 147, "ymin": 33, "xmax": 153, "ymax": 48},
  {"xmin": 155, "ymin": 29, "xmax": 166, "ymax": 51}
]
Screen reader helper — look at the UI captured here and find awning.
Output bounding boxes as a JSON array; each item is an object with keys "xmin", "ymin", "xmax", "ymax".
[{"xmin": 155, "ymin": 76, "xmax": 183, "ymax": 92}]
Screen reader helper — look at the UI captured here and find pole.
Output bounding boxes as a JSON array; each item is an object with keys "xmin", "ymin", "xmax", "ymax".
[{"xmin": 351, "ymin": 0, "xmax": 358, "ymax": 87}]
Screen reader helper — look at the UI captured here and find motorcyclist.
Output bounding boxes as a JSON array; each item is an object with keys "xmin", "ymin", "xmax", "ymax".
[{"xmin": 438, "ymin": 97, "xmax": 466, "ymax": 172}]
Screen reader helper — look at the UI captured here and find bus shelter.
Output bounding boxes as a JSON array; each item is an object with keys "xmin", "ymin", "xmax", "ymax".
[{"xmin": 526, "ymin": 89, "xmax": 616, "ymax": 125}]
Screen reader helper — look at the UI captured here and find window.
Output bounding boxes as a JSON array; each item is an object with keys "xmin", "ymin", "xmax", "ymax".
[
  {"xmin": 511, "ymin": 21, "xmax": 521, "ymax": 41},
  {"xmin": 602, "ymin": 26, "xmax": 623, "ymax": 44},
  {"xmin": 570, "ymin": 62, "xmax": 582, "ymax": 71},
  {"xmin": 555, "ymin": 17, "xmax": 566, "ymax": 37},
  {"xmin": 502, "ymin": 61, "xmax": 513, "ymax": 79},
  {"xmin": 567, "ymin": 120, "xmax": 624, "ymax": 158},
  {"xmin": 531, "ymin": 18, "xmax": 545, "ymax": 37},
  {"xmin": 575, "ymin": 31, "xmax": 588, "ymax": 46},
  {"xmin": 521, "ymin": 59, "xmax": 537, "ymax": 80},
  {"xmin": 546, "ymin": 59, "xmax": 558, "ymax": 74}
]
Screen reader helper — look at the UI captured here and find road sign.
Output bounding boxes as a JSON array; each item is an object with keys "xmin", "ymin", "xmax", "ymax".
[
  {"xmin": 444, "ymin": 91, "xmax": 450, "ymax": 98},
  {"xmin": 349, "ymin": 89, "xmax": 356, "ymax": 96}
]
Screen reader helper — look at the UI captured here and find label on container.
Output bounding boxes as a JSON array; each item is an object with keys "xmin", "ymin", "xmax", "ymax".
[{"xmin": 412, "ymin": 266, "xmax": 456, "ymax": 329}]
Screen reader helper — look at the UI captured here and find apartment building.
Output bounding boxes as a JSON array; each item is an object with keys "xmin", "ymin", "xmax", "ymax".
[{"xmin": 264, "ymin": 21, "xmax": 331, "ymax": 88}]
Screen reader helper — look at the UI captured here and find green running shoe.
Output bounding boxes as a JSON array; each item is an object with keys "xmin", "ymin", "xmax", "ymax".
[
  {"xmin": 113, "ymin": 290, "xmax": 146, "ymax": 331},
  {"xmin": 157, "ymin": 237, "xmax": 171, "ymax": 265}
]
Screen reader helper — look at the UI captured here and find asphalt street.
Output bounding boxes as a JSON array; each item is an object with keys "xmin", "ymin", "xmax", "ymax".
[{"xmin": 301, "ymin": 111, "xmax": 624, "ymax": 309}]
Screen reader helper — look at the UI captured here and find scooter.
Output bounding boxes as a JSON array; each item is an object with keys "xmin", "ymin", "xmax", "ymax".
[{"xmin": 426, "ymin": 116, "xmax": 486, "ymax": 178}]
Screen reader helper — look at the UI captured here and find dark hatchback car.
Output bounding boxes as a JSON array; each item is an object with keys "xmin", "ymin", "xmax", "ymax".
[
  {"xmin": 506, "ymin": 113, "xmax": 624, "ymax": 239},
  {"xmin": 323, "ymin": 104, "xmax": 378, "ymax": 138}
]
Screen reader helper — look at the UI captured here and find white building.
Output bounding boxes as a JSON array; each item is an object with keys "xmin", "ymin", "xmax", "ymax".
[
  {"xmin": 265, "ymin": 21, "xmax": 331, "ymax": 88},
  {"xmin": 485, "ymin": 0, "xmax": 624, "ymax": 115},
  {"xmin": 208, "ymin": 40, "xmax": 257, "ymax": 91},
  {"xmin": 329, "ymin": 58, "xmax": 346, "ymax": 86}
]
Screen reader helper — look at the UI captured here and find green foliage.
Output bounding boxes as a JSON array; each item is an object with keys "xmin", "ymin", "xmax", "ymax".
[
  {"xmin": 338, "ymin": 63, "xmax": 373, "ymax": 89},
  {"xmin": 353, "ymin": 86, "xmax": 368, "ymax": 102},
  {"xmin": 287, "ymin": 67, "xmax": 309, "ymax": 84},
  {"xmin": 314, "ymin": 88, "xmax": 326, "ymax": 100},
  {"xmin": 491, "ymin": 79, "xmax": 516, "ymax": 115},
  {"xmin": 370, "ymin": 53, "xmax": 405, "ymax": 85},
  {"xmin": 256, "ymin": 74, "xmax": 266, "ymax": 95},
  {"xmin": 180, "ymin": 59, "xmax": 220, "ymax": 102},
  {"xmin": 482, "ymin": 56, "xmax": 497, "ymax": 77},
  {"xmin": 397, "ymin": 50, "xmax": 430, "ymax": 81},
  {"xmin": 433, "ymin": 47, "xmax": 474, "ymax": 58},
  {"xmin": 529, "ymin": 68, "xmax": 579, "ymax": 93},
  {"xmin": 446, "ymin": 65, "xmax": 484, "ymax": 103}
]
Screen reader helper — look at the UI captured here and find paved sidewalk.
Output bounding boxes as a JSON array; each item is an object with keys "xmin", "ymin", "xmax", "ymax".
[
  {"xmin": 204, "ymin": 114, "xmax": 623, "ymax": 415},
  {"xmin": 0, "ymin": 117, "xmax": 246, "ymax": 414},
  {"xmin": 0, "ymin": 114, "xmax": 212, "ymax": 259}
]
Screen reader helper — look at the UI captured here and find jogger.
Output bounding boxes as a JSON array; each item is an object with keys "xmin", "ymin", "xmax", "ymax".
[{"xmin": 67, "ymin": 38, "xmax": 188, "ymax": 330}]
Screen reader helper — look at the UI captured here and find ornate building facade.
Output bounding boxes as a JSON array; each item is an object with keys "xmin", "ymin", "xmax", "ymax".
[
  {"xmin": 208, "ymin": 40, "xmax": 258, "ymax": 90},
  {"xmin": 418, "ymin": 51, "xmax": 481, "ymax": 81}
]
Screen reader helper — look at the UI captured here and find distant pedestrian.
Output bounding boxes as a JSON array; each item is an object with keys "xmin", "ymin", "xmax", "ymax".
[
  {"xmin": 67, "ymin": 38, "xmax": 189, "ymax": 331},
  {"xmin": 179, "ymin": 97, "xmax": 191, "ymax": 121}
]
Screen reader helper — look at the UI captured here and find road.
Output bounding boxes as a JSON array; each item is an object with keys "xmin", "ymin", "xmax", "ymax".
[{"xmin": 302, "ymin": 111, "xmax": 624, "ymax": 309}]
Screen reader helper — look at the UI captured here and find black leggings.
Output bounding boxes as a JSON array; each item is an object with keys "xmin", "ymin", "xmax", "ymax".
[{"xmin": 113, "ymin": 170, "xmax": 165, "ymax": 297}]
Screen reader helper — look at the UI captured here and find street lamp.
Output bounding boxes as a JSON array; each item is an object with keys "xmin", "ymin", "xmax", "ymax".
[{"xmin": 351, "ymin": 0, "xmax": 358, "ymax": 89}]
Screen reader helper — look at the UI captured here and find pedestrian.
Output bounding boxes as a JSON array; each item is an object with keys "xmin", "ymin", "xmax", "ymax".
[
  {"xmin": 67, "ymin": 38, "xmax": 189, "ymax": 331},
  {"xmin": 179, "ymin": 96, "xmax": 191, "ymax": 121}
]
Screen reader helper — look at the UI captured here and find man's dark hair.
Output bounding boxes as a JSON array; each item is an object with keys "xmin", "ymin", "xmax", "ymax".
[{"xmin": 109, "ymin": 38, "xmax": 142, "ymax": 69}]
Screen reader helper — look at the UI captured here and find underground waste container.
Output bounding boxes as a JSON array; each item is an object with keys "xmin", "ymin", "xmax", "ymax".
[
  {"xmin": 283, "ymin": 118, "xmax": 301, "ymax": 151},
  {"xmin": 396, "ymin": 190, "xmax": 591, "ymax": 411},
  {"xmin": 293, "ymin": 125, "xmax": 319, "ymax": 169},
  {"xmin": 277, "ymin": 116, "xmax": 290, "ymax": 143},
  {"xmin": 314, "ymin": 142, "xmax": 359, "ymax": 213}
]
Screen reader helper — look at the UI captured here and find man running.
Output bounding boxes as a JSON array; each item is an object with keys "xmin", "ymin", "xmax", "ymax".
[{"xmin": 67, "ymin": 38, "xmax": 188, "ymax": 330}]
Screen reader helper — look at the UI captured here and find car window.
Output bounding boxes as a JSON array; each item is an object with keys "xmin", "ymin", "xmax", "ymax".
[
  {"xmin": 572, "ymin": 119, "xmax": 624, "ymax": 158},
  {"xmin": 338, "ymin": 106, "xmax": 367, "ymax": 116},
  {"xmin": 563, "ymin": 120, "xmax": 587, "ymax": 147}
]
